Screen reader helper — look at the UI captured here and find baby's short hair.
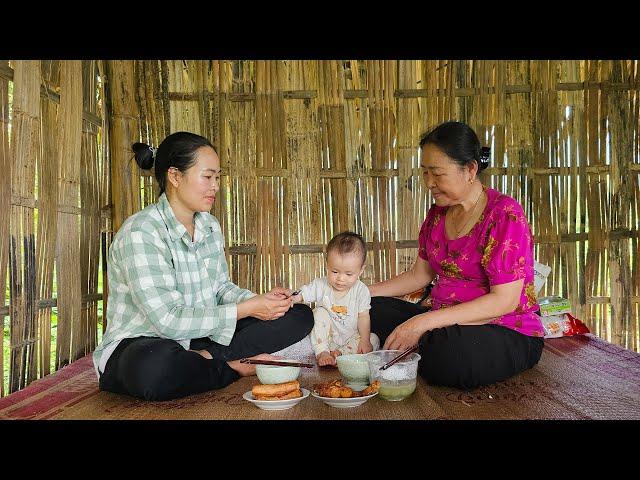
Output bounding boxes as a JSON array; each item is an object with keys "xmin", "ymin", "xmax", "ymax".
[{"xmin": 326, "ymin": 231, "xmax": 367, "ymax": 265}]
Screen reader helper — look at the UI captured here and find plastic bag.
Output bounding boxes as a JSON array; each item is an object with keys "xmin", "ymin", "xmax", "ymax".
[{"xmin": 539, "ymin": 312, "xmax": 590, "ymax": 338}]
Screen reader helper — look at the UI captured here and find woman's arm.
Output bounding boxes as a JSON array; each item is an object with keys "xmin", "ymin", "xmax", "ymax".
[
  {"xmin": 369, "ymin": 255, "xmax": 436, "ymax": 298},
  {"xmin": 383, "ymin": 279, "xmax": 524, "ymax": 350}
]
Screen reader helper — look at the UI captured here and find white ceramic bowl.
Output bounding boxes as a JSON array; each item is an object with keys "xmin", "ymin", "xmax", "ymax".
[
  {"xmin": 336, "ymin": 354, "xmax": 370, "ymax": 390},
  {"xmin": 255, "ymin": 363, "xmax": 301, "ymax": 384}
]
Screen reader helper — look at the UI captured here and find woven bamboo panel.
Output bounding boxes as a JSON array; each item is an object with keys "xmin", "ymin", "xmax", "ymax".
[
  {"xmin": 1, "ymin": 59, "xmax": 638, "ymax": 397},
  {"xmin": 1, "ymin": 60, "xmax": 108, "ymax": 395},
  {"xmin": 126, "ymin": 60, "xmax": 640, "ymax": 354}
]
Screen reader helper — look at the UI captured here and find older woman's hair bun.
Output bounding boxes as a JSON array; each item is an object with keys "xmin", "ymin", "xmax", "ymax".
[
  {"xmin": 132, "ymin": 142, "xmax": 156, "ymax": 170},
  {"xmin": 479, "ymin": 146, "xmax": 491, "ymax": 171}
]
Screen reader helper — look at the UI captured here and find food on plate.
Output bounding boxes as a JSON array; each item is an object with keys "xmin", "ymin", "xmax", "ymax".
[
  {"xmin": 251, "ymin": 380, "xmax": 302, "ymax": 400},
  {"xmin": 313, "ymin": 379, "xmax": 380, "ymax": 398}
]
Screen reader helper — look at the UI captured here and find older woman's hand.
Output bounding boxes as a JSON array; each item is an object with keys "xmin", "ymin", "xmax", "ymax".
[{"xmin": 383, "ymin": 315, "xmax": 427, "ymax": 351}]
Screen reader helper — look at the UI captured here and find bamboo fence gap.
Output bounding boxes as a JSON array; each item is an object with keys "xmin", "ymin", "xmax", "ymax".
[{"xmin": 1, "ymin": 59, "xmax": 639, "ymax": 396}]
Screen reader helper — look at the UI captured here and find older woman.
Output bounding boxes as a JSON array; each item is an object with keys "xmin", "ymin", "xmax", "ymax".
[
  {"xmin": 93, "ymin": 132, "xmax": 313, "ymax": 401},
  {"xmin": 368, "ymin": 121, "xmax": 544, "ymax": 390}
]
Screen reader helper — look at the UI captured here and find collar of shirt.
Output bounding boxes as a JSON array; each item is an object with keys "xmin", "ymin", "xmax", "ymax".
[{"xmin": 156, "ymin": 193, "xmax": 215, "ymax": 245}]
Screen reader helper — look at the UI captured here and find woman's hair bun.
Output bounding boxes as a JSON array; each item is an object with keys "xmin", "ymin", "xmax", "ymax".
[{"xmin": 132, "ymin": 142, "xmax": 155, "ymax": 170}]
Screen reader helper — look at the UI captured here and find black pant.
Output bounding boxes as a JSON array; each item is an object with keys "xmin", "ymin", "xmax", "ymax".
[
  {"xmin": 370, "ymin": 297, "xmax": 544, "ymax": 390},
  {"xmin": 99, "ymin": 304, "xmax": 314, "ymax": 401}
]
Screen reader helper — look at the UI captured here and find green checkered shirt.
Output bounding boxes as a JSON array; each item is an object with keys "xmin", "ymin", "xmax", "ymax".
[{"xmin": 92, "ymin": 193, "xmax": 255, "ymax": 377}]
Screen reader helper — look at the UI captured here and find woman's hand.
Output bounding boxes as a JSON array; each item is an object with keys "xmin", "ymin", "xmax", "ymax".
[
  {"xmin": 383, "ymin": 315, "xmax": 428, "ymax": 351},
  {"xmin": 238, "ymin": 293, "xmax": 293, "ymax": 321},
  {"xmin": 266, "ymin": 286, "xmax": 293, "ymax": 299}
]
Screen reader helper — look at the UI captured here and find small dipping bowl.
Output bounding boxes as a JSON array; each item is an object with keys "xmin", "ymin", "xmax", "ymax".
[
  {"xmin": 255, "ymin": 363, "xmax": 301, "ymax": 385},
  {"xmin": 336, "ymin": 354, "xmax": 370, "ymax": 390}
]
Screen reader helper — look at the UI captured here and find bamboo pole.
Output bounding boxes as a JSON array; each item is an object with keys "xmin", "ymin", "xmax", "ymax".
[
  {"xmin": 36, "ymin": 61, "xmax": 60, "ymax": 378},
  {"xmin": 606, "ymin": 60, "xmax": 634, "ymax": 348},
  {"xmin": 81, "ymin": 60, "xmax": 101, "ymax": 354},
  {"xmin": 0, "ymin": 60, "xmax": 11, "ymax": 396},
  {"xmin": 105, "ymin": 60, "xmax": 141, "ymax": 233},
  {"xmin": 55, "ymin": 60, "xmax": 83, "ymax": 367},
  {"xmin": 9, "ymin": 60, "xmax": 40, "ymax": 392}
]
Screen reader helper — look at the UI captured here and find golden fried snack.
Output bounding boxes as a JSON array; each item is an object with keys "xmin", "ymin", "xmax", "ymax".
[
  {"xmin": 361, "ymin": 380, "xmax": 380, "ymax": 396},
  {"xmin": 252, "ymin": 380, "xmax": 300, "ymax": 398},
  {"xmin": 254, "ymin": 389, "xmax": 303, "ymax": 401},
  {"xmin": 313, "ymin": 378, "xmax": 380, "ymax": 398}
]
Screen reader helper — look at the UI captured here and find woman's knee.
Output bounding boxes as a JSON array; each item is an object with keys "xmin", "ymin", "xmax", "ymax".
[
  {"xmin": 273, "ymin": 303, "xmax": 314, "ymax": 337},
  {"xmin": 292, "ymin": 303, "xmax": 314, "ymax": 331},
  {"xmin": 118, "ymin": 340, "xmax": 184, "ymax": 400}
]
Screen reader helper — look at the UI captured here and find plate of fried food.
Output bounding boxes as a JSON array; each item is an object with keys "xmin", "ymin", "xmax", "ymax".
[
  {"xmin": 311, "ymin": 379, "xmax": 380, "ymax": 408},
  {"xmin": 243, "ymin": 380, "xmax": 310, "ymax": 410}
]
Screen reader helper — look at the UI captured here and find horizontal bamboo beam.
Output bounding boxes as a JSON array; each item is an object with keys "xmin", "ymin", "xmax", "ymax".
[
  {"xmin": 10, "ymin": 194, "xmax": 111, "ymax": 218},
  {"xmin": 394, "ymin": 82, "xmax": 640, "ymax": 98},
  {"xmin": 228, "ymin": 240, "xmax": 418, "ymax": 255},
  {"xmin": 0, "ymin": 293, "xmax": 103, "ymax": 316},
  {"xmin": 0, "ymin": 64, "xmax": 102, "ymax": 126}
]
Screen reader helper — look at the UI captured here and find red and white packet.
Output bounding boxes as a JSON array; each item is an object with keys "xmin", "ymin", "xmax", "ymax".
[{"xmin": 539, "ymin": 312, "xmax": 590, "ymax": 338}]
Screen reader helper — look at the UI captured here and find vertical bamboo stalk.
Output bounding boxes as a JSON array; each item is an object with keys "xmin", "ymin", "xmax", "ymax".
[
  {"xmin": 56, "ymin": 60, "xmax": 83, "ymax": 367},
  {"xmin": 0, "ymin": 61, "xmax": 11, "ymax": 396},
  {"xmin": 9, "ymin": 60, "xmax": 40, "ymax": 392},
  {"xmin": 105, "ymin": 60, "xmax": 141, "ymax": 233},
  {"xmin": 81, "ymin": 60, "xmax": 101, "ymax": 354},
  {"xmin": 36, "ymin": 62, "xmax": 60, "ymax": 378},
  {"xmin": 606, "ymin": 60, "xmax": 633, "ymax": 348}
]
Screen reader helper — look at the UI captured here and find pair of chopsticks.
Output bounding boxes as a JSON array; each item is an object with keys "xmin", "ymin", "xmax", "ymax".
[
  {"xmin": 379, "ymin": 345, "xmax": 419, "ymax": 371},
  {"xmin": 240, "ymin": 358, "xmax": 314, "ymax": 368}
]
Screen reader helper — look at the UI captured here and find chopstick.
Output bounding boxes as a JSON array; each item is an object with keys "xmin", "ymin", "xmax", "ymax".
[
  {"xmin": 379, "ymin": 345, "xmax": 419, "ymax": 371},
  {"xmin": 239, "ymin": 358, "xmax": 314, "ymax": 368}
]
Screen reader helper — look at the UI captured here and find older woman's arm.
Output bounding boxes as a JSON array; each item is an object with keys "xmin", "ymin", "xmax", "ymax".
[
  {"xmin": 369, "ymin": 256, "xmax": 436, "ymax": 298},
  {"xmin": 383, "ymin": 279, "xmax": 524, "ymax": 350}
]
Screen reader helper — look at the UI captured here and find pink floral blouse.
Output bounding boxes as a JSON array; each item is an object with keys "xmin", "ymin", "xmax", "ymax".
[{"xmin": 418, "ymin": 187, "xmax": 544, "ymax": 337}]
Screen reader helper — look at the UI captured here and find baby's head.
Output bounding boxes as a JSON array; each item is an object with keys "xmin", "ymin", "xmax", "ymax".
[{"xmin": 325, "ymin": 232, "xmax": 367, "ymax": 292}]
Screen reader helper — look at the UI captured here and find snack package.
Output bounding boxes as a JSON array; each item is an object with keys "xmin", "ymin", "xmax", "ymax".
[
  {"xmin": 538, "ymin": 312, "xmax": 590, "ymax": 338},
  {"xmin": 538, "ymin": 296, "xmax": 572, "ymax": 316},
  {"xmin": 533, "ymin": 261, "xmax": 552, "ymax": 294}
]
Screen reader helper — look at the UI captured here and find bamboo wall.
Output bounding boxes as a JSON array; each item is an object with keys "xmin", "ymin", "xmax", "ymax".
[
  {"xmin": 1, "ymin": 60, "xmax": 638, "ymax": 397},
  {"xmin": 0, "ymin": 61, "xmax": 109, "ymax": 395}
]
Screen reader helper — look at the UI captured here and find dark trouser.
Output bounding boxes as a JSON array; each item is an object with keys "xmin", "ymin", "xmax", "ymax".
[
  {"xmin": 370, "ymin": 296, "xmax": 544, "ymax": 390},
  {"xmin": 99, "ymin": 304, "xmax": 314, "ymax": 401}
]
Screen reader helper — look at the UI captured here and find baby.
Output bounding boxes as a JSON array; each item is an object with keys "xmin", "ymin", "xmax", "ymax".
[{"xmin": 292, "ymin": 232, "xmax": 380, "ymax": 366}]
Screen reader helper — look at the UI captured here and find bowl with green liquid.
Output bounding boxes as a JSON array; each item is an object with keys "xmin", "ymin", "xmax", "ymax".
[{"xmin": 366, "ymin": 350, "xmax": 421, "ymax": 401}]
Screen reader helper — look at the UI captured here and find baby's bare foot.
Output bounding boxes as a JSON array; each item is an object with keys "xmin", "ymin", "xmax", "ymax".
[{"xmin": 317, "ymin": 351, "xmax": 336, "ymax": 366}]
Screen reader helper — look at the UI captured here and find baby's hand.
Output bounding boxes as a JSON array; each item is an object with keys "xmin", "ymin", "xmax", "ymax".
[
  {"xmin": 290, "ymin": 293, "xmax": 303, "ymax": 303},
  {"xmin": 357, "ymin": 339, "xmax": 373, "ymax": 354}
]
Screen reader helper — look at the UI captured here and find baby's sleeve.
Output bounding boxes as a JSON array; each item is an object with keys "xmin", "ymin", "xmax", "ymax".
[
  {"xmin": 357, "ymin": 282, "xmax": 372, "ymax": 313},
  {"xmin": 299, "ymin": 278, "xmax": 322, "ymax": 303}
]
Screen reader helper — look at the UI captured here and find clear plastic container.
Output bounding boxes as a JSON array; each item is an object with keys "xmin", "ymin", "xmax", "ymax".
[{"xmin": 366, "ymin": 350, "xmax": 421, "ymax": 401}]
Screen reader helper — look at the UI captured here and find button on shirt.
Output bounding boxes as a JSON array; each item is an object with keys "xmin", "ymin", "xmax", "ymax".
[{"xmin": 92, "ymin": 193, "xmax": 255, "ymax": 377}]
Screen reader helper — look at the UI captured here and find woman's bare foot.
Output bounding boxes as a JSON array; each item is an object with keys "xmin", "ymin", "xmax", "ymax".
[
  {"xmin": 189, "ymin": 349, "xmax": 213, "ymax": 359},
  {"xmin": 228, "ymin": 353, "xmax": 278, "ymax": 377},
  {"xmin": 317, "ymin": 351, "xmax": 337, "ymax": 367}
]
